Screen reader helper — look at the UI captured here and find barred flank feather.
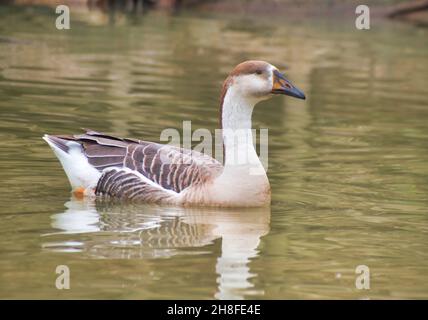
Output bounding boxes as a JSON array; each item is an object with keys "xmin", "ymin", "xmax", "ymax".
[{"xmin": 95, "ymin": 168, "xmax": 175, "ymax": 203}]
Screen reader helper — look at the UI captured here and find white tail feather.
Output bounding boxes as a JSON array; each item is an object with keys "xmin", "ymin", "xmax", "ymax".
[{"xmin": 43, "ymin": 135, "xmax": 101, "ymax": 190}]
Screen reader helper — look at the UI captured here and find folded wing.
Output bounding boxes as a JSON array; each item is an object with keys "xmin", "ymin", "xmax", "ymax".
[{"xmin": 54, "ymin": 130, "xmax": 223, "ymax": 197}]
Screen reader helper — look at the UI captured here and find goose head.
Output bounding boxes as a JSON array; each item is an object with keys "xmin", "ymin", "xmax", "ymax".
[{"xmin": 223, "ymin": 60, "xmax": 306, "ymax": 103}]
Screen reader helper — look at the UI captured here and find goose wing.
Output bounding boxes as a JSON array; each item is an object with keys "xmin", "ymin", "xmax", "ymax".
[{"xmin": 56, "ymin": 130, "xmax": 223, "ymax": 195}]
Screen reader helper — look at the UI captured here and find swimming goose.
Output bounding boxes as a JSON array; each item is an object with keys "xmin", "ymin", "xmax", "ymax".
[{"xmin": 43, "ymin": 60, "xmax": 305, "ymax": 207}]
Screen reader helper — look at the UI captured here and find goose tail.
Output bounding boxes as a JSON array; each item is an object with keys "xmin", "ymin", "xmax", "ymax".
[{"xmin": 43, "ymin": 134, "xmax": 101, "ymax": 190}]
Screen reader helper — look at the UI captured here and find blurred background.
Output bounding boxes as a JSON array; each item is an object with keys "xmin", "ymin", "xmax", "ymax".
[
  {"xmin": 0, "ymin": 0, "xmax": 428, "ymax": 26},
  {"xmin": 3, "ymin": 0, "xmax": 428, "ymax": 26},
  {"xmin": 0, "ymin": 0, "xmax": 427, "ymax": 299}
]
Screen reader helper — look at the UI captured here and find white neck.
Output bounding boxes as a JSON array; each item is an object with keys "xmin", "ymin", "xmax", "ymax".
[
  {"xmin": 208, "ymin": 85, "xmax": 270, "ymax": 207},
  {"xmin": 221, "ymin": 86, "xmax": 263, "ymax": 171}
]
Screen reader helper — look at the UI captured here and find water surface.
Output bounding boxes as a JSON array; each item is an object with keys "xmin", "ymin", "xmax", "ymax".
[{"xmin": 0, "ymin": 5, "xmax": 428, "ymax": 299}]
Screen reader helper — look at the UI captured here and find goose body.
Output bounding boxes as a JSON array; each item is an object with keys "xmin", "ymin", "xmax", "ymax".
[{"xmin": 44, "ymin": 61, "xmax": 305, "ymax": 207}]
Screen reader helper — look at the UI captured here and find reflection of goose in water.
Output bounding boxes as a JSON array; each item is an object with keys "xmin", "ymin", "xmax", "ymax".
[{"xmin": 43, "ymin": 198, "xmax": 270, "ymax": 299}]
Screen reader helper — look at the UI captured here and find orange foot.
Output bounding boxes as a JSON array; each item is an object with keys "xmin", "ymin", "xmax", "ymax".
[{"xmin": 73, "ymin": 187, "xmax": 86, "ymax": 199}]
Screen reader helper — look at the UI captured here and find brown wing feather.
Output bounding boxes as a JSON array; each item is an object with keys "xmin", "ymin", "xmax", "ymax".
[
  {"xmin": 57, "ymin": 129, "xmax": 223, "ymax": 194},
  {"xmin": 95, "ymin": 168, "xmax": 174, "ymax": 203}
]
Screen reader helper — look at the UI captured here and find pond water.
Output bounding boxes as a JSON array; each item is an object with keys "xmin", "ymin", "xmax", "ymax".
[{"xmin": 0, "ymin": 5, "xmax": 427, "ymax": 299}]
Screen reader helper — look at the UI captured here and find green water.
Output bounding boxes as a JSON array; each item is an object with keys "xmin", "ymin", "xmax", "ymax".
[{"xmin": 0, "ymin": 5, "xmax": 428, "ymax": 299}]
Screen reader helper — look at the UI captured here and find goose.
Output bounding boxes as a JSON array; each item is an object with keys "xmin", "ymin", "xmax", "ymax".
[{"xmin": 43, "ymin": 60, "xmax": 305, "ymax": 207}]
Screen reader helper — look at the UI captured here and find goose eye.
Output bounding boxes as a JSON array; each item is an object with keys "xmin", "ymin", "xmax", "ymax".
[{"xmin": 255, "ymin": 70, "xmax": 263, "ymax": 75}]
